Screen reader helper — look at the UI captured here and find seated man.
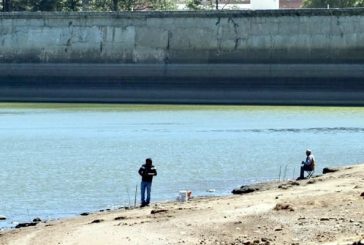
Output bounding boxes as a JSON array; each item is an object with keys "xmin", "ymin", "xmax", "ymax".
[{"xmin": 298, "ymin": 149, "xmax": 315, "ymax": 180}]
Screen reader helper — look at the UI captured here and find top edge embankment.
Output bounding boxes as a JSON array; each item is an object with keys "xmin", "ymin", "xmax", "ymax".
[{"xmin": 1, "ymin": 8, "xmax": 364, "ymax": 19}]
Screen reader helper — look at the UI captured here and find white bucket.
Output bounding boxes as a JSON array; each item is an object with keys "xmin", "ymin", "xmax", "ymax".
[
  {"xmin": 179, "ymin": 191, "xmax": 188, "ymax": 202},
  {"xmin": 178, "ymin": 190, "xmax": 192, "ymax": 202}
]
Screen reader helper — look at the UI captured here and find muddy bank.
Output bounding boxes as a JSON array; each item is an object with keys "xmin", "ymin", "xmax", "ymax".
[{"xmin": 1, "ymin": 163, "xmax": 364, "ymax": 244}]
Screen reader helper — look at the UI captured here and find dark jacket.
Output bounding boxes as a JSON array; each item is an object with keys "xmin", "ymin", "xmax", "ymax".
[{"xmin": 138, "ymin": 164, "xmax": 157, "ymax": 182}]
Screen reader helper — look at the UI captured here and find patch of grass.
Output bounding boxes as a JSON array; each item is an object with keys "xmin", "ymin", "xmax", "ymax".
[
  {"xmin": 0, "ymin": 103, "xmax": 275, "ymax": 112},
  {"xmin": 0, "ymin": 102, "xmax": 363, "ymax": 112}
]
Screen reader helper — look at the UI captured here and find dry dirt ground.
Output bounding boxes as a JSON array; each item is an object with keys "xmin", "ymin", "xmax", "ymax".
[{"xmin": 1, "ymin": 164, "xmax": 364, "ymax": 245}]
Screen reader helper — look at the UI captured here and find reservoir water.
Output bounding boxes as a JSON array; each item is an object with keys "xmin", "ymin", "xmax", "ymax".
[{"xmin": 0, "ymin": 104, "xmax": 363, "ymax": 228}]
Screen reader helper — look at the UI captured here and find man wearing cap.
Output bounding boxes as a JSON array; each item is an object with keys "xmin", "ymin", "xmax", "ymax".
[
  {"xmin": 298, "ymin": 149, "xmax": 315, "ymax": 180},
  {"xmin": 138, "ymin": 158, "xmax": 157, "ymax": 207}
]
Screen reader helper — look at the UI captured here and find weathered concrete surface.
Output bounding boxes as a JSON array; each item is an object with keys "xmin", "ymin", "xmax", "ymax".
[
  {"xmin": 0, "ymin": 10, "xmax": 364, "ymax": 104},
  {"xmin": 1, "ymin": 10, "xmax": 364, "ymax": 63}
]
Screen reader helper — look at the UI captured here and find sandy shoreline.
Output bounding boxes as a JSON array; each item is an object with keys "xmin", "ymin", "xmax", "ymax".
[{"xmin": 1, "ymin": 164, "xmax": 364, "ymax": 245}]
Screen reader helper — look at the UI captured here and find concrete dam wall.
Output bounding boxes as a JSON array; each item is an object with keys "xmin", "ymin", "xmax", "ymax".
[{"xmin": 1, "ymin": 10, "xmax": 364, "ymax": 105}]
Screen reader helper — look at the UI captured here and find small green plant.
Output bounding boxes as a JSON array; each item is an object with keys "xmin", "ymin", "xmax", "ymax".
[
  {"xmin": 187, "ymin": 0, "xmax": 202, "ymax": 10},
  {"xmin": 149, "ymin": 0, "xmax": 176, "ymax": 10}
]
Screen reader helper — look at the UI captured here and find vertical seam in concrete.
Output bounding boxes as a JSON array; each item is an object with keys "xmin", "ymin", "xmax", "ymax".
[
  {"xmin": 216, "ymin": 17, "xmax": 222, "ymax": 55},
  {"xmin": 164, "ymin": 31, "xmax": 171, "ymax": 64},
  {"xmin": 228, "ymin": 17, "xmax": 240, "ymax": 50},
  {"xmin": 269, "ymin": 22, "xmax": 275, "ymax": 63}
]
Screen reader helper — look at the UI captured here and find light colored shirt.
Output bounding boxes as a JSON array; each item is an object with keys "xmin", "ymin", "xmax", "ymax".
[{"xmin": 304, "ymin": 154, "xmax": 315, "ymax": 166}]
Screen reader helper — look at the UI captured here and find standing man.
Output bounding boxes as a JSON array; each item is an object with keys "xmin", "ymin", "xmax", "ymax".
[
  {"xmin": 298, "ymin": 149, "xmax": 315, "ymax": 179},
  {"xmin": 138, "ymin": 158, "xmax": 157, "ymax": 207}
]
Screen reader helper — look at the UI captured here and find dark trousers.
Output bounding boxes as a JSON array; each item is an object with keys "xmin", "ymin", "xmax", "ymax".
[
  {"xmin": 141, "ymin": 181, "xmax": 152, "ymax": 205},
  {"xmin": 300, "ymin": 164, "xmax": 313, "ymax": 179}
]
